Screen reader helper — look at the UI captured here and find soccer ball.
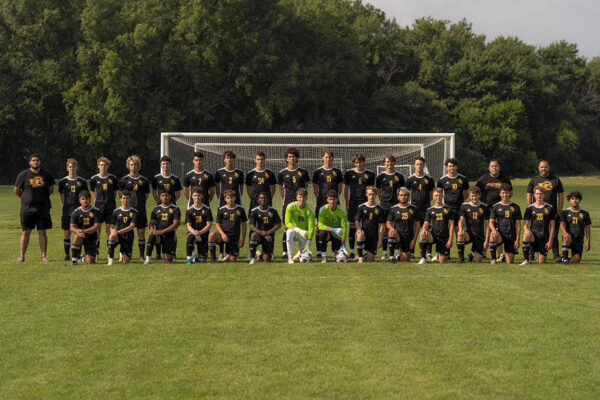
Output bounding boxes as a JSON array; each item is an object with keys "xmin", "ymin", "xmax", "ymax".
[
  {"xmin": 299, "ymin": 251, "xmax": 312, "ymax": 263},
  {"xmin": 335, "ymin": 250, "xmax": 348, "ymax": 263}
]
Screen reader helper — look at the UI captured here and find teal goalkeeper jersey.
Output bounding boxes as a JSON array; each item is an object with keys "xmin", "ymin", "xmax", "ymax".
[
  {"xmin": 317, "ymin": 205, "xmax": 348, "ymax": 241},
  {"xmin": 284, "ymin": 201, "xmax": 315, "ymax": 240}
]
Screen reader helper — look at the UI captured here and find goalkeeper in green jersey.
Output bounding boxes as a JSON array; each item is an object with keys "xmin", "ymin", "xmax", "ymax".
[
  {"xmin": 316, "ymin": 190, "xmax": 349, "ymax": 263},
  {"xmin": 284, "ymin": 188, "xmax": 315, "ymax": 264}
]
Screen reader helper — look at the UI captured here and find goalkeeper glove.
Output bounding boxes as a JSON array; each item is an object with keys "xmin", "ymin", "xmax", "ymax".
[{"xmin": 328, "ymin": 227, "xmax": 343, "ymax": 237}]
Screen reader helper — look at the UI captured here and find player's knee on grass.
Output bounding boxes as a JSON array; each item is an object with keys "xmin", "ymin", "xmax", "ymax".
[
  {"xmin": 400, "ymin": 252, "xmax": 411, "ymax": 262},
  {"xmin": 505, "ymin": 253, "xmax": 515, "ymax": 264},
  {"xmin": 85, "ymin": 254, "xmax": 95, "ymax": 264},
  {"xmin": 261, "ymin": 253, "xmax": 272, "ymax": 262},
  {"xmin": 571, "ymin": 254, "xmax": 582, "ymax": 263},
  {"xmin": 365, "ymin": 252, "xmax": 375, "ymax": 262}
]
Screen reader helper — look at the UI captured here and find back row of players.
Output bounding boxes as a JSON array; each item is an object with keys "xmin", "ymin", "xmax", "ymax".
[{"xmin": 15, "ymin": 149, "xmax": 591, "ymax": 265}]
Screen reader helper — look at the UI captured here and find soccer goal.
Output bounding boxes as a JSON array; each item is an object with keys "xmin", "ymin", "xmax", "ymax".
[{"xmin": 161, "ymin": 133, "xmax": 454, "ymax": 181}]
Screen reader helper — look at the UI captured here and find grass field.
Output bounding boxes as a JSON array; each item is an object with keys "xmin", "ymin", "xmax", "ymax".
[{"xmin": 1, "ymin": 181, "xmax": 600, "ymax": 398}]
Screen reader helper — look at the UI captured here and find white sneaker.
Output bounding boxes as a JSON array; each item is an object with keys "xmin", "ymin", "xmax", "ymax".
[
  {"xmin": 520, "ymin": 260, "xmax": 529, "ymax": 265},
  {"xmin": 143, "ymin": 257, "xmax": 151, "ymax": 265},
  {"xmin": 249, "ymin": 258, "xmax": 256, "ymax": 265},
  {"xmin": 95, "ymin": 254, "xmax": 99, "ymax": 263},
  {"xmin": 490, "ymin": 259, "xmax": 496, "ymax": 265},
  {"xmin": 426, "ymin": 253, "xmax": 432, "ymax": 262},
  {"xmin": 321, "ymin": 257, "xmax": 327, "ymax": 263},
  {"xmin": 381, "ymin": 253, "xmax": 387, "ymax": 260},
  {"xmin": 288, "ymin": 258, "xmax": 294, "ymax": 264},
  {"xmin": 107, "ymin": 258, "xmax": 114, "ymax": 266},
  {"xmin": 80, "ymin": 256, "xmax": 86, "ymax": 263},
  {"xmin": 418, "ymin": 257, "xmax": 427, "ymax": 264},
  {"xmin": 218, "ymin": 254, "xmax": 228, "ymax": 262},
  {"xmin": 358, "ymin": 257, "xmax": 364, "ymax": 264},
  {"xmin": 119, "ymin": 252, "xmax": 123, "ymax": 262},
  {"xmin": 432, "ymin": 254, "xmax": 439, "ymax": 262}
]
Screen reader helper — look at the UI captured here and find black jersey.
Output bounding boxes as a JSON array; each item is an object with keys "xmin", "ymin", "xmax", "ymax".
[
  {"xmin": 524, "ymin": 203, "xmax": 556, "ymax": 239},
  {"xmin": 249, "ymin": 206, "xmax": 281, "ymax": 231},
  {"xmin": 489, "ymin": 202, "xmax": 522, "ymax": 238},
  {"xmin": 425, "ymin": 205, "xmax": 453, "ymax": 238},
  {"xmin": 561, "ymin": 208, "xmax": 592, "ymax": 239},
  {"xmin": 215, "ymin": 168, "xmax": 244, "ymax": 206},
  {"xmin": 526, "ymin": 174, "xmax": 564, "ymax": 210},
  {"xmin": 376, "ymin": 172, "xmax": 405, "ymax": 208},
  {"xmin": 15, "ymin": 168, "xmax": 55, "ymax": 212},
  {"xmin": 278, "ymin": 168, "xmax": 310, "ymax": 205},
  {"xmin": 90, "ymin": 174, "xmax": 118, "ymax": 210},
  {"xmin": 183, "ymin": 170, "xmax": 215, "ymax": 207},
  {"xmin": 343, "ymin": 169, "xmax": 375, "ymax": 204},
  {"xmin": 437, "ymin": 174, "xmax": 469, "ymax": 209},
  {"xmin": 312, "ymin": 167, "xmax": 343, "ymax": 202},
  {"xmin": 119, "ymin": 174, "xmax": 150, "ymax": 214},
  {"xmin": 405, "ymin": 174, "xmax": 435, "ymax": 212},
  {"xmin": 150, "ymin": 204, "xmax": 181, "ymax": 231},
  {"xmin": 216, "ymin": 205, "xmax": 247, "ymax": 240},
  {"xmin": 354, "ymin": 203, "xmax": 385, "ymax": 235},
  {"xmin": 151, "ymin": 174, "xmax": 183, "ymax": 202},
  {"xmin": 245, "ymin": 169, "xmax": 277, "ymax": 206},
  {"xmin": 387, "ymin": 204, "xmax": 419, "ymax": 237},
  {"xmin": 70, "ymin": 206, "xmax": 100, "ymax": 229},
  {"xmin": 110, "ymin": 207, "xmax": 138, "ymax": 240},
  {"xmin": 58, "ymin": 176, "xmax": 89, "ymax": 214},
  {"xmin": 185, "ymin": 204, "xmax": 213, "ymax": 231},
  {"xmin": 475, "ymin": 174, "xmax": 512, "ymax": 206},
  {"xmin": 459, "ymin": 202, "xmax": 489, "ymax": 238}
]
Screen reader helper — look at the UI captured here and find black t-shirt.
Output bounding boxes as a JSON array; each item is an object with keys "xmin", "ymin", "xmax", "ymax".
[
  {"xmin": 312, "ymin": 167, "xmax": 343, "ymax": 203},
  {"xmin": 475, "ymin": 173, "xmax": 512, "ymax": 206},
  {"xmin": 343, "ymin": 169, "xmax": 376, "ymax": 205},
  {"xmin": 216, "ymin": 205, "xmax": 247, "ymax": 241},
  {"xmin": 354, "ymin": 203, "xmax": 385, "ymax": 236},
  {"xmin": 387, "ymin": 204, "xmax": 419, "ymax": 237},
  {"xmin": 523, "ymin": 203, "xmax": 556, "ymax": 240},
  {"xmin": 437, "ymin": 174, "xmax": 469, "ymax": 209},
  {"xmin": 560, "ymin": 208, "xmax": 592, "ymax": 239},
  {"xmin": 489, "ymin": 202, "xmax": 522, "ymax": 238},
  {"xmin": 245, "ymin": 169, "xmax": 277, "ymax": 206},
  {"xmin": 215, "ymin": 168, "xmax": 244, "ymax": 206},
  {"xmin": 183, "ymin": 170, "xmax": 215, "ymax": 207},
  {"xmin": 150, "ymin": 204, "xmax": 181, "ymax": 231},
  {"xmin": 459, "ymin": 202, "xmax": 489, "ymax": 238},
  {"xmin": 58, "ymin": 176, "xmax": 89, "ymax": 214},
  {"xmin": 277, "ymin": 168, "xmax": 310, "ymax": 205},
  {"xmin": 376, "ymin": 172, "xmax": 405, "ymax": 208},
  {"xmin": 185, "ymin": 205, "xmax": 213, "ymax": 231},
  {"xmin": 14, "ymin": 168, "xmax": 55, "ymax": 212},
  {"xmin": 110, "ymin": 207, "xmax": 138, "ymax": 240},
  {"xmin": 70, "ymin": 206, "xmax": 100, "ymax": 229},
  {"xmin": 249, "ymin": 206, "xmax": 281, "ymax": 231},
  {"xmin": 425, "ymin": 205, "xmax": 453, "ymax": 238},
  {"xmin": 526, "ymin": 174, "xmax": 564, "ymax": 210},
  {"xmin": 151, "ymin": 174, "xmax": 183, "ymax": 202},
  {"xmin": 90, "ymin": 174, "xmax": 118, "ymax": 210},
  {"xmin": 119, "ymin": 175, "xmax": 150, "ymax": 214},
  {"xmin": 405, "ymin": 174, "xmax": 435, "ymax": 212}
]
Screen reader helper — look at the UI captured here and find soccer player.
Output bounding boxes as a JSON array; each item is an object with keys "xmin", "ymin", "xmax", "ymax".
[
  {"xmin": 90, "ymin": 156, "xmax": 118, "ymax": 260},
  {"xmin": 107, "ymin": 190, "xmax": 138, "ymax": 265},
  {"xmin": 418, "ymin": 188, "xmax": 453, "ymax": 264},
  {"xmin": 354, "ymin": 186, "xmax": 385, "ymax": 263},
  {"xmin": 58, "ymin": 158, "xmax": 88, "ymax": 260},
  {"xmin": 489, "ymin": 185, "xmax": 522, "ymax": 264},
  {"xmin": 475, "ymin": 159, "xmax": 512, "ymax": 206},
  {"xmin": 14, "ymin": 154, "xmax": 55, "ymax": 263},
  {"xmin": 284, "ymin": 188, "xmax": 315, "ymax": 264},
  {"xmin": 316, "ymin": 190, "xmax": 348, "ymax": 263},
  {"xmin": 521, "ymin": 187, "xmax": 556, "ymax": 265},
  {"xmin": 245, "ymin": 151, "xmax": 277, "ymax": 210},
  {"xmin": 144, "ymin": 190, "xmax": 181, "ymax": 264},
  {"xmin": 343, "ymin": 152, "xmax": 375, "ymax": 259},
  {"xmin": 376, "ymin": 154, "xmax": 406, "ymax": 259},
  {"xmin": 248, "ymin": 192, "xmax": 282, "ymax": 264},
  {"xmin": 457, "ymin": 187, "xmax": 489, "ymax": 263},
  {"xmin": 151, "ymin": 156, "xmax": 182, "ymax": 259},
  {"xmin": 437, "ymin": 158, "xmax": 469, "ymax": 232},
  {"xmin": 183, "ymin": 151, "xmax": 215, "ymax": 208},
  {"xmin": 560, "ymin": 191, "xmax": 592, "ymax": 264},
  {"xmin": 185, "ymin": 188, "xmax": 213, "ymax": 264},
  {"xmin": 278, "ymin": 147, "xmax": 310, "ymax": 259},
  {"xmin": 215, "ymin": 151, "xmax": 244, "ymax": 207},
  {"xmin": 405, "ymin": 156, "xmax": 435, "ymax": 258},
  {"xmin": 209, "ymin": 190, "xmax": 247, "ymax": 263},
  {"xmin": 526, "ymin": 160, "xmax": 564, "ymax": 261},
  {"xmin": 119, "ymin": 155, "xmax": 150, "ymax": 260},
  {"xmin": 387, "ymin": 187, "xmax": 420, "ymax": 263},
  {"xmin": 70, "ymin": 190, "xmax": 101, "ymax": 265},
  {"xmin": 312, "ymin": 150, "xmax": 343, "ymax": 218}
]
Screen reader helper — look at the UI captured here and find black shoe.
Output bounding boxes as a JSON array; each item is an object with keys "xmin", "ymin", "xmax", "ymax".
[
  {"xmin": 562, "ymin": 258, "xmax": 571, "ymax": 265},
  {"xmin": 64, "ymin": 255, "xmax": 70, "ymax": 261},
  {"xmin": 555, "ymin": 256, "xmax": 564, "ymax": 264},
  {"xmin": 388, "ymin": 257, "xmax": 396, "ymax": 264},
  {"xmin": 468, "ymin": 252, "xmax": 475, "ymax": 262},
  {"xmin": 457, "ymin": 259, "xmax": 465, "ymax": 263}
]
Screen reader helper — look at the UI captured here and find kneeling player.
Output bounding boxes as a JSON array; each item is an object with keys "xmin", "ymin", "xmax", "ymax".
[
  {"xmin": 560, "ymin": 191, "xmax": 592, "ymax": 264},
  {"xmin": 418, "ymin": 188, "xmax": 453, "ymax": 264},
  {"xmin": 185, "ymin": 188, "xmax": 213, "ymax": 264},
  {"xmin": 521, "ymin": 187, "xmax": 556, "ymax": 264},
  {"xmin": 457, "ymin": 187, "xmax": 489, "ymax": 263},
  {"xmin": 354, "ymin": 186, "xmax": 385, "ymax": 262},
  {"xmin": 209, "ymin": 190, "xmax": 247, "ymax": 263},
  {"xmin": 249, "ymin": 192, "xmax": 282, "ymax": 264},
  {"xmin": 70, "ymin": 191, "xmax": 101, "ymax": 265},
  {"xmin": 317, "ymin": 190, "xmax": 348, "ymax": 263},
  {"xmin": 387, "ymin": 187, "xmax": 420, "ymax": 263},
  {"xmin": 144, "ymin": 191, "xmax": 181, "ymax": 264},
  {"xmin": 489, "ymin": 185, "xmax": 522, "ymax": 264},
  {"xmin": 284, "ymin": 188, "xmax": 315, "ymax": 264},
  {"xmin": 107, "ymin": 190, "xmax": 138, "ymax": 265}
]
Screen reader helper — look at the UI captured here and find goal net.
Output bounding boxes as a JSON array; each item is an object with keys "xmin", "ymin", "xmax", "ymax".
[{"xmin": 162, "ymin": 133, "xmax": 454, "ymax": 182}]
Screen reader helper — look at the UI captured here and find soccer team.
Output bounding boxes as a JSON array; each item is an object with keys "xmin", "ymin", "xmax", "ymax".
[{"xmin": 14, "ymin": 149, "xmax": 592, "ymax": 265}]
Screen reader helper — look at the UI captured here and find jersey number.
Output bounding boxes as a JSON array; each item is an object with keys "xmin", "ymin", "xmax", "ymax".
[
  {"xmin": 230, "ymin": 214, "xmax": 235, "ymax": 221},
  {"xmin": 402, "ymin": 213, "xmax": 408, "ymax": 220},
  {"xmin": 326, "ymin": 175, "xmax": 332, "ymax": 183},
  {"xmin": 389, "ymin": 181, "xmax": 393, "ymax": 187},
  {"xmin": 122, "ymin": 217, "xmax": 128, "ymax": 223},
  {"xmin": 369, "ymin": 213, "xmax": 373, "ymax": 220},
  {"xmin": 572, "ymin": 217, "xmax": 578, "ymax": 224},
  {"xmin": 133, "ymin": 184, "xmax": 138, "ymax": 191},
  {"xmin": 196, "ymin": 216, "xmax": 203, "ymax": 223},
  {"xmin": 436, "ymin": 213, "xmax": 443, "ymax": 221},
  {"xmin": 161, "ymin": 214, "xmax": 168, "ymax": 221},
  {"xmin": 472, "ymin": 212, "xmax": 478, "ymax": 219},
  {"xmin": 358, "ymin": 178, "xmax": 363, "ymax": 185},
  {"xmin": 452, "ymin": 183, "xmax": 457, "ymax": 190},
  {"xmin": 262, "ymin": 216, "xmax": 269, "ymax": 224},
  {"xmin": 83, "ymin": 217, "xmax": 90, "ymax": 226},
  {"xmin": 504, "ymin": 210, "xmax": 510, "ymax": 218},
  {"xmin": 292, "ymin": 176, "xmax": 297, "ymax": 184},
  {"xmin": 536, "ymin": 213, "xmax": 543, "ymax": 221},
  {"xmin": 102, "ymin": 183, "xmax": 108, "ymax": 191},
  {"xmin": 164, "ymin": 183, "xmax": 170, "ymax": 190},
  {"xmin": 228, "ymin": 177, "xmax": 233, "ymax": 184},
  {"xmin": 71, "ymin": 186, "xmax": 76, "ymax": 193},
  {"xmin": 258, "ymin": 177, "xmax": 265, "ymax": 185}
]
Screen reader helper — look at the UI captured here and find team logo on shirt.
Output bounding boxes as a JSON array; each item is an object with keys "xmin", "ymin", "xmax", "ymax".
[
  {"xmin": 458, "ymin": 179, "xmax": 463, "ymax": 184},
  {"xmin": 236, "ymin": 210, "xmax": 241, "ymax": 215},
  {"xmin": 109, "ymin": 178, "xmax": 113, "ymax": 184},
  {"xmin": 510, "ymin": 206, "xmax": 515, "ymax": 212},
  {"xmin": 538, "ymin": 181, "xmax": 553, "ymax": 191},
  {"xmin": 77, "ymin": 181, "xmax": 81, "ymax": 187},
  {"xmin": 170, "ymin": 179, "xmax": 175, "ymax": 184},
  {"xmin": 169, "ymin": 209, "xmax": 173, "ymax": 214},
  {"xmin": 129, "ymin": 212, "xmax": 133, "ymax": 217},
  {"xmin": 479, "ymin": 208, "xmax": 483, "ymax": 214},
  {"xmin": 138, "ymin": 180, "xmax": 143, "ymax": 185},
  {"xmin": 268, "ymin": 212, "xmax": 273, "ymax": 217},
  {"xmin": 29, "ymin": 176, "xmax": 44, "ymax": 187},
  {"xmin": 234, "ymin": 172, "xmax": 239, "ymax": 178},
  {"xmin": 544, "ymin": 208, "xmax": 549, "ymax": 214},
  {"xmin": 424, "ymin": 179, "xmax": 429, "ymax": 184},
  {"xmin": 579, "ymin": 213, "xmax": 583, "ymax": 218},
  {"xmin": 443, "ymin": 208, "xmax": 448, "ymax": 214},
  {"xmin": 394, "ymin": 176, "xmax": 399, "ymax": 181},
  {"xmin": 89, "ymin": 212, "xmax": 94, "ymax": 217},
  {"xmin": 332, "ymin": 171, "xmax": 337, "ymax": 176},
  {"xmin": 374, "ymin": 209, "xmax": 379, "ymax": 215}
]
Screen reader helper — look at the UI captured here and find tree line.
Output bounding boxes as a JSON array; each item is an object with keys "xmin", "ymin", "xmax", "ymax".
[{"xmin": 1, "ymin": 0, "xmax": 599, "ymax": 182}]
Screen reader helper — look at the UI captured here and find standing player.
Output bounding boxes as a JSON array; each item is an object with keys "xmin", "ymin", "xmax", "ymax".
[
  {"xmin": 119, "ymin": 155, "xmax": 150, "ymax": 261},
  {"xmin": 521, "ymin": 187, "xmax": 556, "ymax": 264},
  {"xmin": 183, "ymin": 151, "xmax": 215, "ymax": 208},
  {"xmin": 151, "ymin": 156, "xmax": 182, "ymax": 259},
  {"xmin": 560, "ymin": 191, "xmax": 592, "ymax": 264},
  {"xmin": 312, "ymin": 150, "xmax": 343, "ymax": 219},
  {"xmin": 387, "ymin": 187, "xmax": 420, "ymax": 263},
  {"xmin": 418, "ymin": 188, "xmax": 453, "ymax": 264},
  {"xmin": 437, "ymin": 158, "xmax": 469, "ymax": 236},
  {"xmin": 457, "ymin": 187, "xmax": 489, "ymax": 263},
  {"xmin": 526, "ymin": 160, "xmax": 564, "ymax": 261},
  {"xmin": 343, "ymin": 152, "xmax": 375, "ymax": 259},
  {"xmin": 185, "ymin": 188, "xmax": 213, "ymax": 264},
  {"xmin": 245, "ymin": 151, "xmax": 277, "ymax": 210},
  {"xmin": 215, "ymin": 151, "xmax": 244, "ymax": 261},
  {"xmin": 70, "ymin": 191, "xmax": 101, "ymax": 265},
  {"xmin": 354, "ymin": 186, "xmax": 385, "ymax": 263},
  {"xmin": 208, "ymin": 190, "xmax": 247, "ymax": 263},
  {"xmin": 90, "ymin": 157, "xmax": 118, "ymax": 261},
  {"xmin": 376, "ymin": 154, "xmax": 406, "ymax": 259},
  {"xmin": 248, "ymin": 192, "xmax": 282, "ymax": 264},
  {"xmin": 14, "ymin": 154, "xmax": 55, "ymax": 262},
  {"xmin": 405, "ymin": 156, "xmax": 435, "ymax": 258},
  {"xmin": 58, "ymin": 158, "xmax": 88, "ymax": 260},
  {"xmin": 316, "ymin": 190, "xmax": 348, "ymax": 263},
  {"xmin": 144, "ymin": 191, "xmax": 181, "ymax": 264},
  {"xmin": 489, "ymin": 185, "xmax": 522, "ymax": 264},
  {"xmin": 284, "ymin": 188, "xmax": 315, "ymax": 264},
  {"xmin": 475, "ymin": 159, "xmax": 512, "ymax": 206},
  {"xmin": 107, "ymin": 190, "xmax": 138, "ymax": 265},
  {"xmin": 278, "ymin": 148, "xmax": 310, "ymax": 259}
]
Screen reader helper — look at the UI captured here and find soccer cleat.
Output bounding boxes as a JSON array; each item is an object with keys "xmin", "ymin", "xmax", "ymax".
[
  {"xmin": 16, "ymin": 256, "xmax": 25, "ymax": 263},
  {"xmin": 490, "ymin": 259, "xmax": 496, "ymax": 265},
  {"xmin": 209, "ymin": 258, "xmax": 217, "ymax": 264},
  {"xmin": 519, "ymin": 260, "xmax": 529, "ymax": 265},
  {"xmin": 80, "ymin": 256, "xmax": 86, "ymax": 263},
  {"xmin": 218, "ymin": 254, "xmax": 228, "ymax": 262},
  {"xmin": 426, "ymin": 253, "xmax": 432, "ymax": 262},
  {"xmin": 41, "ymin": 256, "xmax": 49, "ymax": 263},
  {"xmin": 467, "ymin": 252, "xmax": 474, "ymax": 262},
  {"xmin": 418, "ymin": 257, "xmax": 427, "ymax": 265},
  {"xmin": 288, "ymin": 258, "xmax": 294, "ymax": 264},
  {"xmin": 321, "ymin": 257, "xmax": 327, "ymax": 264},
  {"xmin": 387, "ymin": 257, "xmax": 396, "ymax": 264},
  {"xmin": 143, "ymin": 257, "xmax": 151, "ymax": 265},
  {"xmin": 349, "ymin": 252, "xmax": 355, "ymax": 260},
  {"xmin": 554, "ymin": 256, "xmax": 564, "ymax": 264},
  {"xmin": 432, "ymin": 254, "xmax": 439, "ymax": 262},
  {"xmin": 249, "ymin": 258, "xmax": 256, "ymax": 265},
  {"xmin": 186, "ymin": 257, "xmax": 193, "ymax": 265},
  {"xmin": 457, "ymin": 259, "xmax": 465, "ymax": 264},
  {"xmin": 282, "ymin": 252, "xmax": 288, "ymax": 260},
  {"xmin": 107, "ymin": 258, "xmax": 114, "ymax": 266},
  {"xmin": 64, "ymin": 255, "xmax": 70, "ymax": 261},
  {"xmin": 71, "ymin": 259, "xmax": 78, "ymax": 266},
  {"xmin": 119, "ymin": 252, "xmax": 123, "ymax": 262},
  {"xmin": 562, "ymin": 258, "xmax": 571, "ymax": 265},
  {"xmin": 358, "ymin": 257, "xmax": 364, "ymax": 264},
  {"xmin": 95, "ymin": 254, "xmax": 99, "ymax": 263}
]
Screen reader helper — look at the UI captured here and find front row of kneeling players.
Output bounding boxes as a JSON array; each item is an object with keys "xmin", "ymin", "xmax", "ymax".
[{"xmin": 69, "ymin": 184, "xmax": 591, "ymax": 265}]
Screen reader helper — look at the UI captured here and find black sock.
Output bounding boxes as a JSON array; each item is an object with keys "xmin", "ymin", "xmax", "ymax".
[
  {"xmin": 388, "ymin": 238, "xmax": 396, "ymax": 258},
  {"xmin": 562, "ymin": 246, "xmax": 569, "ymax": 260},
  {"xmin": 107, "ymin": 241, "xmax": 116, "ymax": 259},
  {"xmin": 382, "ymin": 236, "xmax": 388, "ymax": 254},
  {"xmin": 457, "ymin": 242, "xmax": 465, "ymax": 262},
  {"xmin": 356, "ymin": 241, "xmax": 364, "ymax": 258},
  {"xmin": 96, "ymin": 239, "xmax": 100, "ymax": 256},
  {"xmin": 249, "ymin": 240, "xmax": 258, "ymax": 259},
  {"xmin": 209, "ymin": 242, "xmax": 217, "ymax": 260},
  {"xmin": 420, "ymin": 240, "xmax": 428, "ymax": 259},
  {"xmin": 64, "ymin": 239, "xmax": 70, "ymax": 257},
  {"xmin": 427, "ymin": 243, "xmax": 433, "ymax": 256},
  {"xmin": 146, "ymin": 234, "xmax": 156, "ymax": 257},
  {"xmin": 522, "ymin": 242, "xmax": 530, "ymax": 261},
  {"xmin": 490, "ymin": 243, "xmax": 498, "ymax": 261},
  {"xmin": 186, "ymin": 235, "xmax": 195, "ymax": 257},
  {"xmin": 156, "ymin": 242, "xmax": 162, "ymax": 257},
  {"xmin": 71, "ymin": 244, "xmax": 81, "ymax": 260},
  {"xmin": 219, "ymin": 242, "xmax": 224, "ymax": 255},
  {"xmin": 348, "ymin": 225, "xmax": 356, "ymax": 253},
  {"xmin": 138, "ymin": 240, "xmax": 145, "ymax": 258},
  {"xmin": 282, "ymin": 233, "xmax": 287, "ymax": 254}
]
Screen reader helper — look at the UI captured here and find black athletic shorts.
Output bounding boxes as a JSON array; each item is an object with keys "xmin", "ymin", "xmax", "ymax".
[
  {"xmin": 466, "ymin": 231, "xmax": 485, "ymax": 255},
  {"xmin": 530, "ymin": 234, "xmax": 549, "ymax": 256},
  {"xmin": 95, "ymin": 206, "xmax": 114, "ymax": 223},
  {"xmin": 363, "ymin": 230, "xmax": 379, "ymax": 255},
  {"xmin": 432, "ymin": 234, "xmax": 450, "ymax": 256},
  {"xmin": 347, "ymin": 200, "xmax": 362, "ymax": 222},
  {"xmin": 117, "ymin": 233, "xmax": 134, "ymax": 259},
  {"xmin": 448, "ymin": 206, "xmax": 460, "ymax": 227},
  {"xmin": 225, "ymin": 240, "xmax": 240, "ymax": 257},
  {"xmin": 570, "ymin": 237, "xmax": 584, "ymax": 257},
  {"xmin": 21, "ymin": 209, "xmax": 52, "ymax": 231},
  {"xmin": 61, "ymin": 214, "xmax": 73, "ymax": 231},
  {"xmin": 499, "ymin": 233, "xmax": 517, "ymax": 254},
  {"xmin": 415, "ymin": 210, "xmax": 427, "ymax": 225},
  {"xmin": 136, "ymin": 212, "xmax": 148, "ymax": 229},
  {"xmin": 187, "ymin": 232, "xmax": 209, "ymax": 256},
  {"xmin": 317, "ymin": 230, "xmax": 342, "ymax": 252},
  {"xmin": 397, "ymin": 234, "xmax": 412, "ymax": 253},
  {"xmin": 82, "ymin": 232, "xmax": 98, "ymax": 256},
  {"xmin": 160, "ymin": 232, "xmax": 177, "ymax": 256},
  {"xmin": 256, "ymin": 235, "xmax": 275, "ymax": 255}
]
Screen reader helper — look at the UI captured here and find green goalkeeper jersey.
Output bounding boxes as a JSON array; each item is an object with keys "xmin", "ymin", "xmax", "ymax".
[
  {"xmin": 284, "ymin": 201, "xmax": 316, "ymax": 240},
  {"xmin": 317, "ymin": 204, "xmax": 348, "ymax": 240}
]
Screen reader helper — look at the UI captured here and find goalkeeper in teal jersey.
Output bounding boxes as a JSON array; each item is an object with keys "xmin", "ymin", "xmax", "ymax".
[
  {"xmin": 284, "ymin": 188, "xmax": 316, "ymax": 264},
  {"xmin": 316, "ymin": 190, "xmax": 349, "ymax": 263}
]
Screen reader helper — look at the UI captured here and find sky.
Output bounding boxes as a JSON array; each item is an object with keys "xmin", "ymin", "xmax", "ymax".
[{"xmin": 365, "ymin": 0, "xmax": 598, "ymax": 60}]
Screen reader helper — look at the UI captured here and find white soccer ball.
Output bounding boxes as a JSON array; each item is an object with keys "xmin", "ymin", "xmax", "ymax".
[
  {"xmin": 335, "ymin": 250, "xmax": 348, "ymax": 263},
  {"xmin": 299, "ymin": 251, "xmax": 312, "ymax": 263}
]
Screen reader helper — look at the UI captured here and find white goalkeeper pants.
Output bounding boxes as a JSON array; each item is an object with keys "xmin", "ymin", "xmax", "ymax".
[{"xmin": 286, "ymin": 229, "xmax": 309, "ymax": 257}]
